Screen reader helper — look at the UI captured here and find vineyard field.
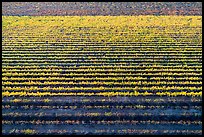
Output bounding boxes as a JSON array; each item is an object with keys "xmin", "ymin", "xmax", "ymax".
[{"xmin": 2, "ymin": 16, "xmax": 202, "ymax": 135}]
